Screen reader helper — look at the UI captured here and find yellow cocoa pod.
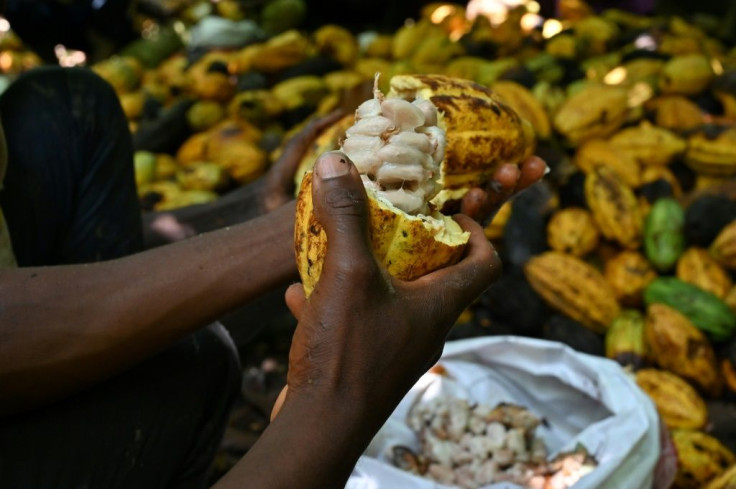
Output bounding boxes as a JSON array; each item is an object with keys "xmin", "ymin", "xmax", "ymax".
[
  {"xmin": 119, "ymin": 91, "xmax": 145, "ymax": 120},
  {"xmin": 524, "ymin": 251, "xmax": 620, "ymax": 333},
  {"xmin": 672, "ymin": 430, "xmax": 736, "ymax": 489},
  {"xmin": 645, "ymin": 303, "xmax": 722, "ymax": 397},
  {"xmin": 608, "ymin": 120, "xmax": 687, "ymax": 166},
  {"xmin": 704, "ymin": 464, "xmax": 736, "ymax": 489},
  {"xmin": 484, "ymin": 201, "xmax": 512, "ymax": 241},
  {"xmin": 660, "ymin": 54, "xmax": 714, "ymax": 95},
  {"xmin": 552, "ymin": 83, "xmax": 629, "ymax": 146},
  {"xmin": 585, "ymin": 165, "xmax": 643, "ymax": 249},
  {"xmin": 677, "ymin": 247, "xmax": 733, "ymax": 299},
  {"xmin": 635, "ymin": 368, "xmax": 708, "ymax": 430},
  {"xmin": 653, "ymin": 95, "xmax": 704, "ymax": 132},
  {"xmin": 176, "ymin": 162, "xmax": 228, "ymax": 191},
  {"xmin": 686, "ymin": 127, "xmax": 736, "ymax": 177},
  {"xmin": 491, "ymin": 80, "xmax": 551, "ymax": 139},
  {"xmin": 546, "ymin": 207, "xmax": 599, "ymax": 256},
  {"xmin": 574, "ymin": 139, "xmax": 640, "ymax": 187},
  {"xmin": 711, "ymin": 221, "xmax": 736, "ymax": 270},
  {"xmin": 604, "ymin": 250, "xmax": 657, "ymax": 307},
  {"xmin": 726, "ymin": 286, "xmax": 736, "ymax": 315}
]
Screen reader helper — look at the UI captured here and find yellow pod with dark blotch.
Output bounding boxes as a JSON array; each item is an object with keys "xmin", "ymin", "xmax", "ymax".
[
  {"xmin": 552, "ymin": 83, "xmax": 629, "ymax": 146},
  {"xmin": 686, "ymin": 127, "xmax": 736, "ymax": 177},
  {"xmin": 604, "ymin": 250, "xmax": 658, "ymax": 307},
  {"xmin": 677, "ymin": 247, "xmax": 733, "ymax": 299},
  {"xmin": 585, "ymin": 165, "xmax": 643, "ymax": 249},
  {"xmin": 605, "ymin": 309, "xmax": 650, "ymax": 368},
  {"xmin": 645, "ymin": 303, "xmax": 722, "ymax": 398},
  {"xmin": 492, "ymin": 80, "xmax": 551, "ymax": 140},
  {"xmin": 546, "ymin": 207, "xmax": 599, "ymax": 257},
  {"xmin": 711, "ymin": 221, "xmax": 736, "ymax": 270},
  {"xmin": 635, "ymin": 368, "xmax": 707, "ymax": 430},
  {"xmin": 574, "ymin": 138, "xmax": 640, "ymax": 188},
  {"xmin": 671, "ymin": 430, "xmax": 736, "ymax": 489},
  {"xmin": 524, "ymin": 251, "xmax": 620, "ymax": 333},
  {"xmin": 608, "ymin": 120, "xmax": 687, "ymax": 167},
  {"xmin": 653, "ymin": 95, "xmax": 704, "ymax": 132}
]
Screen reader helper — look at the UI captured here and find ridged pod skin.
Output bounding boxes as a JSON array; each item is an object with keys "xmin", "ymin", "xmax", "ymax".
[
  {"xmin": 607, "ymin": 120, "xmax": 687, "ymax": 166},
  {"xmin": 644, "ymin": 198, "xmax": 686, "ymax": 272},
  {"xmin": 686, "ymin": 127, "xmax": 736, "ymax": 177},
  {"xmin": 605, "ymin": 309, "xmax": 650, "ymax": 368},
  {"xmin": 546, "ymin": 207, "xmax": 599, "ymax": 257},
  {"xmin": 677, "ymin": 247, "xmax": 733, "ymax": 299},
  {"xmin": 388, "ymin": 74, "xmax": 535, "ymax": 208},
  {"xmin": 635, "ymin": 368, "xmax": 707, "ymax": 430},
  {"xmin": 645, "ymin": 303, "xmax": 722, "ymax": 397},
  {"xmin": 659, "ymin": 54, "xmax": 715, "ymax": 95},
  {"xmin": 671, "ymin": 430, "xmax": 736, "ymax": 489},
  {"xmin": 294, "ymin": 172, "xmax": 468, "ymax": 297},
  {"xmin": 703, "ymin": 464, "xmax": 736, "ymax": 489},
  {"xmin": 653, "ymin": 95, "xmax": 704, "ymax": 132},
  {"xmin": 585, "ymin": 165, "xmax": 643, "ymax": 249},
  {"xmin": 574, "ymin": 139, "xmax": 640, "ymax": 188},
  {"xmin": 484, "ymin": 201, "xmax": 512, "ymax": 241},
  {"xmin": 524, "ymin": 251, "xmax": 621, "ymax": 333},
  {"xmin": 552, "ymin": 83, "xmax": 629, "ymax": 146},
  {"xmin": 711, "ymin": 221, "xmax": 736, "ymax": 270},
  {"xmin": 491, "ymin": 80, "xmax": 551, "ymax": 139},
  {"xmin": 604, "ymin": 251, "xmax": 658, "ymax": 307}
]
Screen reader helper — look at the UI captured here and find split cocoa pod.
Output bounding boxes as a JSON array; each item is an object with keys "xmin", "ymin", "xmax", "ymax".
[{"xmin": 295, "ymin": 74, "xmax": 535, "ymax": 296}]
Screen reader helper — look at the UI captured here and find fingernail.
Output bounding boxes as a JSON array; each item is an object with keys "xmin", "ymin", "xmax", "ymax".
[{"xmin": 315, "ymin": 152, "xmax": 350, "ymax": 180}]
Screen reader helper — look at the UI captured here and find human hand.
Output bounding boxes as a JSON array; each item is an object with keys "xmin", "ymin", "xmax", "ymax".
[
  {"xmin": 271, "ymin": 151, "xmax": 501, "ymax": 421},
  {"xmin": 459, "ymin": 156, "xmax": 547, "ymax": 226}
]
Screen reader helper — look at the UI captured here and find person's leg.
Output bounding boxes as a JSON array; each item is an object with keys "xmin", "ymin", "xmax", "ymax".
[
  {"xmin": 0, "ymin": 323, "xmax": 241, "ymax": 489},
  {"xmin": 0, "ymin": 65, "xmax": 143, "ymax": 266},
  {"xmin": 0, "ymin": 66, "xmax": 242, "ymax": 488}
]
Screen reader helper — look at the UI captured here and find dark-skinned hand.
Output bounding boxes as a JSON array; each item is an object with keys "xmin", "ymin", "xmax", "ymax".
[{"xmin": 271, "ymin": 151, "xmax": 501, "ymax": 420}]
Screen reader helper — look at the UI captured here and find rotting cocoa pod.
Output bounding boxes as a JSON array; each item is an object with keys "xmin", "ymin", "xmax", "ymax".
[
  {"xmin": 479, "ymin": 272, "xmax": 549, "ymax": 338},
  {"xmin": 685, "ymin": 196, "xmax": 736, "ymax": 247},
  {"xmin": 543, "ymin": 314, "xmax": 605, "ymax": 356},
  {"xmin": 501, "ymin": 184, "xmax": 553, "ymax": 271}
]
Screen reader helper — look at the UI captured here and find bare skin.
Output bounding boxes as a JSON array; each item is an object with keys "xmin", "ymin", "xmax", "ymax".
[{"xmin": 213, "ymin": 152, "xmax": 500, "ymax": 489}]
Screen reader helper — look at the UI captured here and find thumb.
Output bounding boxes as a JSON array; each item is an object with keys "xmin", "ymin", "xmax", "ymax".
[{"xmin": 311, "ymin": 151, "xmax": 375, "ymax": 279}]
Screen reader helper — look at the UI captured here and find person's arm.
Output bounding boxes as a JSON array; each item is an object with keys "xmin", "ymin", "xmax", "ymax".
[
  {"xmin": 214, "ymin": 152, "xmax": 500, "ymax": 489},
  {"xmin": 0, "ymin": 200, "xmax": 296, "ymax": 415}
]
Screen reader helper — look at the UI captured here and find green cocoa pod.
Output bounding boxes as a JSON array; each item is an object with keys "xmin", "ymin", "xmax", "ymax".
[
  {"xmin": 644, "ymin": 198, "xmax": 685, "ymax": 272},
  {"xmin": 605, "ymin": 309, "xmax": 650, "ymax": 369},
  {"xmin": 644, "ymin": 277, "xmax": 736, "ymax": 342}
]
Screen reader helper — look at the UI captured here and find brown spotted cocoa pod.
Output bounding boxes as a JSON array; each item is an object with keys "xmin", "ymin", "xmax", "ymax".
[
  {"xmin": 546, "ymin": 207, "xmax": 599, "ymax": 257},
  {"xmin": 585, "ymin": 165, "xmax": 644, "ymax": 249},
  {"xmin": 645, "ymin": 303, "xmax": 722, "ymax": 398},
  {"xmin": 604, "ymin": 250, "xmax": 658, "ymax": 307},
  {"xmin": 635, "ymin": 368, "xmax": 708, "ymax": 430},
  {"xmin": 574, "ymin": 139, "xmax": 640, "ymax": 188},
  {"xmin": 710, "ymin": 220, "xmax": 736, "ymax": 270},
  {"xmin": 677, "ymin": 247, "xmax": 733, "ymax": 300},
  {"xmin": 524, "ymin": 251, "xmax": 621, "ymax": 333}
]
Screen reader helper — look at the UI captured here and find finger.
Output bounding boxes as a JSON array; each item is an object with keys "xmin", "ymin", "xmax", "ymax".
[
  {"xmin": 270, "ymin": 386, "xmax": 288, "ymax": 421},
  {"xmin": 516, "ymin": 156, "xmax": 547, "ymax": 192},
  {"xmin": 459, "ymin": 188, "xmax": 487, "ymax": 221},
  {"xmin": 490, "ymin": 164, "xmax": 521, "ymax": 196},
  {"xmin": 285, "ymin": 283, "xmax": 306, "ymax": 319},
  {"xmin": 413, "ymin": 215, "xmax": 501, "ymax": 306},
  {"xmin": 311, "ymin": 151, "xmax": 375, "ymax": 280}
]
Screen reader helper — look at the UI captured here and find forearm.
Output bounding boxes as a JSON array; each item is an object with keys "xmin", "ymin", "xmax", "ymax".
[
  {"xmin": 214, "ymin": 391, "xmax": 384, "ymax": 489},
  {"xmin": 0, "ymin": 202, "xmax": 298, "ymax": 414}
]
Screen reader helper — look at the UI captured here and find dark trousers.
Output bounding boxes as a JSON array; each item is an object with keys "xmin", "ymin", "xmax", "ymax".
[{"xmin": 0, "ymin": 66, "xmax": 241, "ymax": 489}]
